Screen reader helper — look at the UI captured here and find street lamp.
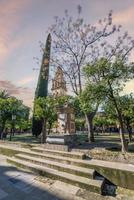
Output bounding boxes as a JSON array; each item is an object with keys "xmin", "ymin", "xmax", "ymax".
[
  {"xmin": 10, "ymin": 114, "xmax": 16, "ymax": 141},
  {"xmin": 0, "ymin": 111, "xmax": 1, "ymax": 125},
  {"xmin": 0, "ymin": 111, "xmax": 1, "ymax": 139},
  {"xmin": 12, "ymin": 114, "xmax": 16, "ymax": 121}
]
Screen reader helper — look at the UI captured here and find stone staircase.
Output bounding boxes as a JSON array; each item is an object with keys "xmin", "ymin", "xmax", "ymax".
[{"xmin": 7, "ymin": 147, "xmax": 105, "ymax": 194}]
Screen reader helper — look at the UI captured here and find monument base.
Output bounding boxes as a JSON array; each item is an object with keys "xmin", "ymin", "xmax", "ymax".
[{"xmin": 44, "ymin": 134, "xmax": 77, "ymax": 151}]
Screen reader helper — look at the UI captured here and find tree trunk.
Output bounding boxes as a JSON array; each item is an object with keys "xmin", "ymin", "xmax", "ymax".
[
  {"xmin": 119, "ymin": 119, "xmax": 128, "ymax": 153},
  {"xmin": 41, "ymin": 119, "xmax": 47, "ymax": 143},
  {"xmin": 127, "ymin": 125, "xmax": 132, "ymax": 142},
  {"xmin": 0, "ymin": 121, "xmax": 6, "ymax": 140},
  {"xmin": 113, "ymin": 100, "xmax": 128, "ymax": 153},
  {"xmin": 48, "ymin": 123, "xmax": 52, "ymax": 135},
  {"xmin": 9, "ymin": 129, "xmax": 12, "ymax": 141},
  {"xmin": 85, "ymin": 113, "xmax": 95, "ymax": 142},
  {"xmin": 108, "ymin": 81, "xmax": 128, "ymax": 153}
]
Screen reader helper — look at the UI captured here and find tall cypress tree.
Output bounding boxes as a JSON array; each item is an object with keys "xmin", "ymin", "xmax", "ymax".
[{"xmin": 32, "ymin": 34, "xmax": 51, "ymax": 138}]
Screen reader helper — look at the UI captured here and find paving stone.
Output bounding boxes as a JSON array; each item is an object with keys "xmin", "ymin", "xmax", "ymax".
[
  {"xmin": 8, "ymin": 177, "xmax": 20, "ymax": 184},
  {"xmin": 7, "ymin": 157, "xmax": 103, "ymax": 194},
  {"xmin": 0, "ymin": 188, "xmax": 8, "ymax": 199},
  {"xmin": 51, "ymin": 180, "xmax": 80, "ymax": 195}
]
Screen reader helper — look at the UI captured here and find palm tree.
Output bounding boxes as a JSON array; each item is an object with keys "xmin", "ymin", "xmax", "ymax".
[{"xmin": 0, "ymin": 90, "xmax": 10, "ymax": 99}]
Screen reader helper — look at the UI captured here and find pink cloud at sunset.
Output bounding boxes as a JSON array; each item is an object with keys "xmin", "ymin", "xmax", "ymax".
[
  {"xmin": 17, "ymin": 76, "xmax": 36, "ymax": 86},
  {"xmin": 0, "ymin": 0, "xmax": 32, "ymax": 65},
  {"xmin": 0, "ymin": 80, "xmax": 33, "ymax": 107},
  {"xmin": 113, "ymin": 7, "xmax": 134, "ymax": 27}
]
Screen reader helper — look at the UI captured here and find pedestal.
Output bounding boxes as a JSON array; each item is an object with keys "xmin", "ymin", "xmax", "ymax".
[{"xmin": 45, "ymin": 134, "xmax": 77, "ymax": 151}]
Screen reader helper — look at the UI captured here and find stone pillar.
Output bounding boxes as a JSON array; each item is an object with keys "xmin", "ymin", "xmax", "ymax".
[{"xmin": 57, "ymin": 105, "xmax": 75, "ymax": 135}]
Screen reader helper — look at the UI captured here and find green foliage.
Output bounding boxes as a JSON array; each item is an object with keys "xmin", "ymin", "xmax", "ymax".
[
  {"xmin": 94, "ymin": 113, "xmax": 116, "ymax": 127},
  {"xmin": 15, "ymin": 119, "xmax": 32, "ymax": 131},
  {"xmin": 0, "ymin": 90, "xmax": 10, "ymax": 99},
  {"xmin": 0, "ymin": 98, "xmax": 10, "ymax": 124},
  {"xmin": 119, "ymin": 94, "xmax": 134, "ymax": 125},
  {"xmin": 55, "ymin": 95, "xmax": 70, "ymax": 107},
  {"xmin": 34, "ymin": 97, "xmax": 55, "ymax": 119},
  {"xmin": 79, "ymin": 85, "xmax": 102, "ymax": 114},
  {"xmin": 34, "ymin": 96, "xmax": 57, "ymax": 132},
  {"xmin": 0, "ymin": 92, "xmax": 30, "ymax": 137},
  {"xmin": 83, "ymin": 58, "xmax": 134, "ymax": 97},
  {"xmin": 104, "ymin": 94, "xmax": 134, "ymax": 127},
  {"xmin": 75, "ymin": 118, "xmax": 85, "ymax": 130},
  {"xmin": 71, "ymin": 97, "xmax": 84, "ymax": 118},
  {"xmin": 83, "ymin": 57, "xmax": 134, "ymax": 151}
]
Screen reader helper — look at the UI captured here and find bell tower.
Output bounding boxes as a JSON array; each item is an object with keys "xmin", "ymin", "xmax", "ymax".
[
  {"xmin": 51, "ymin": 66, "xmax": 75, "ymax": 135},
  {"xmin": 51, "ymin": 67, "xmax": 67, "ymax": 97}
]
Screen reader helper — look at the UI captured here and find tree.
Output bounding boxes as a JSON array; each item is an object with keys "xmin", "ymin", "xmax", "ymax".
[
  {"xmin": 8, "ymin": 98, "xmax": 21, "ymax": 140},
  {"xmin": 0, "ymin": 90, "xmax": 10, "ymax": 138},
  {"xmin": 75, "ymin": 118, "xmax": 85, "ymax": 131},
  {"xmin": 0, "ymin": 92, "xmax": 30, "ymax": 140},
  {"xmin": 34, "ymin": 96, "xmax": 57, "ymax": 143},
  {"xmin": 12, "ymin": 104, "xmax": 30, "ymax": 133},
  {"xmin": 49, "ymin": 7, "xmax": 119, "ymax": 95},
  {"xmin": 104, "ymin": 94, "xmax": 134, "ymax": 142},
  {"xmin": 120, "ymin": 95, "xmax": 134, "ymax": 142},
  {"xmin": 79, "ymin": 84, "xmax": 103, "ymax": 141},
  {"xmin": 0, "ymin": 90, "xmax": 10, "ymax": 99},
  {"xmin": 47, "ymin": 112, "xmax": 57, "ymax": 135},
  {"xmin": 84, "ymin": 58, "xmax": 134, "ymax": 152},
  {"xmin": 48, "ymin": 6, "xmax": 122, "ymax": 141},
  {"xmin": 72, "ymin": 97, "xmax": 84, "ymax": 118},
  {"xmin": 7, "ymin": 97, "xmax": 30, "ymax": 140},
  {"xmin": 32, "ymin": 33, "xmax": 51, "ymax": 137},
  {"xmin": 0, "ymin": 98, "xmax": 10, "ymax": 139},
  {"xmin": 93, "ymin": 113, "xmax": 110, "ymax": 134}
]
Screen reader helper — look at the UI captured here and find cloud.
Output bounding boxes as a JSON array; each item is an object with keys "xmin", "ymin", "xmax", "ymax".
[
  {"xmin": 17, "ymin": 76, "xmax": 36, "ymax": 86},
  {"xmin": 0, "ymin": 80, "xmax": 34, "ymax": 107},
  {"xmin": 0, "ymin": 80, "xmax": 32, "ymax": 95},
  {"xmin": 113, "ymin": 7, "xmax": 134, "ymax": 27},
  {"xmin": 0, "ymin": 0, "xmax": 32, "ymax": 66}
]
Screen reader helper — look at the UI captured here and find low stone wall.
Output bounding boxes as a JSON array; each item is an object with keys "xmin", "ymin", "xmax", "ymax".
[
  {"xmin": 95, "ymin": 166, "xmax": 134, "ymax": 190},
  {"xmin": 83, "ymin": 160, "xmax": 134, "ymax": 190}
]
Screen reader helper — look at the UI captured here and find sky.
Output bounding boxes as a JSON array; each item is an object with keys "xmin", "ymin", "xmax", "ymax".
[{"xmin": 0, "ymin": 0, "xmax": 134, "ymax": 108}]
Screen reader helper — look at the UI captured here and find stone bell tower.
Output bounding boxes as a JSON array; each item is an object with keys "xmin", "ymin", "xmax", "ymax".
[
  {"xmin": 51, "ymin": 66, "xmax": 67, "ymax": 97},
  {"xmin": 51, "ymin": 67, "xmax": 75, "ymax": 135}
]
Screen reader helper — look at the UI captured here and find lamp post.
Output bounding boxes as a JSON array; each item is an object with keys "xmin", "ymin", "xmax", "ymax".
[
  {"xmin": 0, "ymin": 111, "xmax": 1, "ymax": 139},
  {"xmin": 10, "ymin": 114, "xmax": 16, "ymax": 141}
]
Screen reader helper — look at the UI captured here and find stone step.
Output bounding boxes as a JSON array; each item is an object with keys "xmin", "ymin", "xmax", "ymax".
[
  {"xmin": 7, "ymin": 157, "xmax": 104, "ymax": 194},
  {"xmin": 0, "ymin": 144, "xmax": 89, "ymax": 168},
  {"xmin": 31, "ymin": 147, "xmax": 86, "ymax": 160},
  {"xmin": 20, "ymin": 150, "xmax": 90, "ymax": 168},
  {"xmin": 15, "ymin": 154, "xmax": 95, "ymax": 179}
]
